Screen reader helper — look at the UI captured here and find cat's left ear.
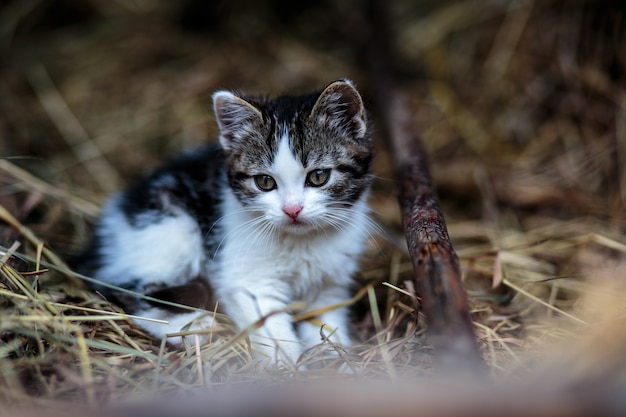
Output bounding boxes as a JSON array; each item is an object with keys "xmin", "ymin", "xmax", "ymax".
[{"xmin": 311, "ymin": 79, "xmax": 368, "ymax": 139}]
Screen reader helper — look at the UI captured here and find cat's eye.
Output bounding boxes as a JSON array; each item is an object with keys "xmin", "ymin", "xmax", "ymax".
[
  {"xmin": 306, "ymin": 169, "xmax": 331, "ymax": 187},
  {"xmin": 254, "ymin": 175, "xmax": 277, "ymax": 191}
]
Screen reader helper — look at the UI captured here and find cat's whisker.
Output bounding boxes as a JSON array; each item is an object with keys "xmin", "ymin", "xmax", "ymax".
[
  {"xmin": 325, "ymin": 204, "xmax": 387, "ymax": 239},
  {"xmin": 234, "ymin": 216, "xmax": 275, "ymax": 262},
  {"xmin": 205, "ymin": 208, "xmax": 259, "ymax": 250},
  {"xmin": 330, "ymin": 206, "xmax": 387, "ymax": 237},
  {"xmin": 206, "ymin": 206, "xmax": 262, "ymax": 239},
  {"xmin": 323, "ymin": 209, "xmax": 384, "ymax": 253},
  {"xmin": 266, "ymin": 223, "xmax": 278, "ymax": 257},
  {"xmin": 212, "ymin": 212, "xmax": 268, "ymax": 259},
  {"xmin": 319, "ymin": 213, "xmax": 352, "ymax": 240}
]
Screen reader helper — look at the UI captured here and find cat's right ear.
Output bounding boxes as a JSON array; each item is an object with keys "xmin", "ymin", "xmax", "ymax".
[{"xmin": 212, "ymin": 91, "xmax": 263, "ymax": 150}]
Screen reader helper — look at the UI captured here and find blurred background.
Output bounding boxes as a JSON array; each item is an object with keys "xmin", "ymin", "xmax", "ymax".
[
  {"xmin": 1, "ymin": 0, "xmax": 625, "ymax": 405},
  {"xmin": 2, "ymin": 0, "xmax": 623, "ymax": 235}
]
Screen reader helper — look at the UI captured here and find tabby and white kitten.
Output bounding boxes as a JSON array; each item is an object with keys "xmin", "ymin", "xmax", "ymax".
[{"xmin": 78, "ymin": 79, "xmax": 374, "ymax": 366}]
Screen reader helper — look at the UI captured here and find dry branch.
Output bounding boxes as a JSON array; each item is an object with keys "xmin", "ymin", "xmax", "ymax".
[{"xmin": 364, "ymin": 0, "xmax": 482, "ymax": 370}]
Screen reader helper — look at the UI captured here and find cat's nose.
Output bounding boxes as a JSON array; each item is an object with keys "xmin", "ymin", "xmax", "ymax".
[{"xmin": 282, "ymin": 204, "xmax": 303, "ymax": 220}]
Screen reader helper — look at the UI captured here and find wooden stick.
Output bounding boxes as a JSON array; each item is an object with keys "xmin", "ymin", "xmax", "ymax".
[{"xmin": 364, "ymin": 0, "xmax": 483, "ymax": 370}]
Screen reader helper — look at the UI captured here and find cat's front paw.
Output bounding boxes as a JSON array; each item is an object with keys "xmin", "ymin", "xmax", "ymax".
[
  {"xmin": 250, "ymin": 338, "xmax": 303, "ymax": 370},
  {"xmin": 158, "ymin": 313, "xmax": 216, "ymax": 347}
]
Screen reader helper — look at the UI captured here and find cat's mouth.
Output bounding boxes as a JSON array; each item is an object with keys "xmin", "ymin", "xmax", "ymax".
[
  {"xmin": 282, "ymin": 217, "xmax": 316, "ymax": 233},
  {"xmin": 287, "ymin": 218, "xmax": 307, "ymax": 227}
]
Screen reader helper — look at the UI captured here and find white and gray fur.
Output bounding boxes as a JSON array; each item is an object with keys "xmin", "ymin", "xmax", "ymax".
[{"xmin": 77, "ymin": 79, "xmax": 375, "ymax": 367}]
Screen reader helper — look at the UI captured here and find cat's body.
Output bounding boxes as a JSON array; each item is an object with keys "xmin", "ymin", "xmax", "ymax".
[{"xmin": 77, "ymin": 80, "xmax": 374, "ymax": 367}]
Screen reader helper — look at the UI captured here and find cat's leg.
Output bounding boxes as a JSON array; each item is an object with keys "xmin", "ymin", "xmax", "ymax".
[
  {"xmin": 130, "ymin": 306, "xmax": 215, "ymax": 346},
  {"xmin": 298, "ymin": 285, "xmax": 352, "ymax": 349},
  {"xmin": 220, "ymin": 286, "xmax": 303, "ymax": 368},
  {"xmin": 129, "ymin": 277, "xmax": 217, "ymax": 345},
  {"xmin": 98, "ymin": 278, "xmax": 217, "ymax": 346}
]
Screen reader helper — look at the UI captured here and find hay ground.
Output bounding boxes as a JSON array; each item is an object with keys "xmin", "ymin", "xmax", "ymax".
[{"xmin": 1, "ymin": 0, "xmax": 625, "ymax": 408}]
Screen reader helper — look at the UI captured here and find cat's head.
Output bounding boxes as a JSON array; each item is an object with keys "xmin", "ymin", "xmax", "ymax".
[{"xmin": 212, "ymin": 79, "xmax": 373, "ymax": 235}]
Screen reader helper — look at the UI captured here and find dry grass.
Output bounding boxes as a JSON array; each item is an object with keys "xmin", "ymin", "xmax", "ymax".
[{"xmin": 1, "ymin": 0, "xmax": 625, "ymax": 410}]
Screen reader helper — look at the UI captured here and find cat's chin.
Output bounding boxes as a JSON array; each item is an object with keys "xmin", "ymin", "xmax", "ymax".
[
  {"xmin": 278, "ymin": 219, "xmax": 320, "ymax": 235},
  {"xmin": 281, "ymin": 223, "xmax": 314, "ymax": 235}
]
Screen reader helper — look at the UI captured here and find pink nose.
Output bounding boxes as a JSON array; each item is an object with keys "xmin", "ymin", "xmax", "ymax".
[{"xmin": 283, "ymin": 204, "xmax": 303, "ymax": 220}]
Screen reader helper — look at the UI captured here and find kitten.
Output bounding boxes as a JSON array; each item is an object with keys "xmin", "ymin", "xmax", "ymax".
[{"xmin": 77, "ymin": 79, "xmax": 374, "ymax": 367}]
